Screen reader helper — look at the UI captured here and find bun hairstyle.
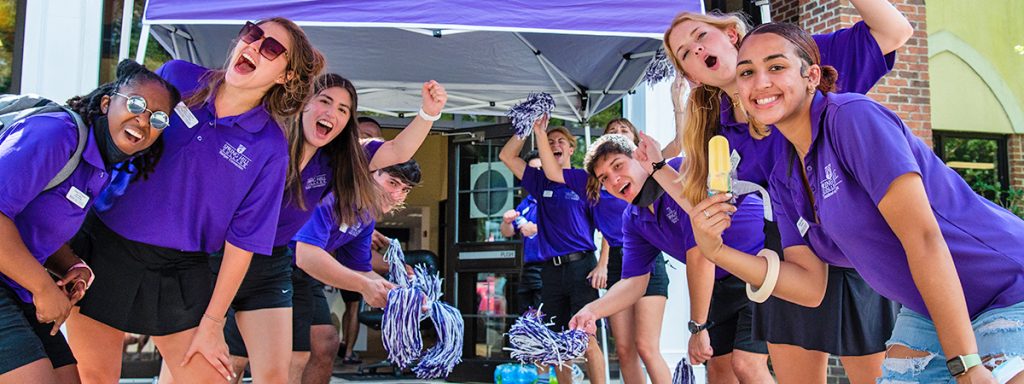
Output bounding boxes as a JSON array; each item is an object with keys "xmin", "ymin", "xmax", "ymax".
[
  {"xmin": 66, "ymin": 59, "xmax": 182, "ymax": 180},
  {"xmin": 742, "ymin": 22, "xmax": 839, "ymax": 93}
]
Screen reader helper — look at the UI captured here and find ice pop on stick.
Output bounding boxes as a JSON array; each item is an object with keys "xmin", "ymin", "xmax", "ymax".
[{"xmin": 707, "ymin": 135, "xmax": 732, "ymax": 195}]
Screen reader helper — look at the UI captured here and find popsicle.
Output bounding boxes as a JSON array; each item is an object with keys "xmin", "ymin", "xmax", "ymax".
[{"xmin": 707, "ymin": 135, "xmax": 732, "ymax": 195}]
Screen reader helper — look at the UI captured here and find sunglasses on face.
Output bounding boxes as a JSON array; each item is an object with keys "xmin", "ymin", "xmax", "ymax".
[
  {"xmin": 238, "ymin": 21, "xmax": 288, "ymax": 62},
  {"xmin": 112, "ymin": 92, "xmax": 170, "ymax": 129}
]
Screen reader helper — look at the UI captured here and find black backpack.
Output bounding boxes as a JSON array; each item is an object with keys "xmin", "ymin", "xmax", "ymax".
[{"xmin": 0, "ymin": 94, "xmax": 88, "ymax": 191}]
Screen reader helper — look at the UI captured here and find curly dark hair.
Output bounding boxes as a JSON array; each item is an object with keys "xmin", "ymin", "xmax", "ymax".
[{"xmin": 66, "ymin": 59, "xmax": 181, "ymax": 181}]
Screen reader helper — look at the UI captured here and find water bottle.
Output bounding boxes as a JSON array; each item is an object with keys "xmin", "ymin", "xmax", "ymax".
[{"xmin": 514, "ymin": 216, "xmax": 537, "ymax": 239}]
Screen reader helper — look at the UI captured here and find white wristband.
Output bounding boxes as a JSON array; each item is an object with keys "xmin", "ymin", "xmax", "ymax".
[
  {"xmin": 418, "ymin": 108, "xmax": 441, "ymax": 122},
  {"xmin": 68, "ymin": 261, "xmax": 95, "ymax": 289},
  {"xmin": 745, "ymin": 249, "xmax": 780, "ymax": 303}
]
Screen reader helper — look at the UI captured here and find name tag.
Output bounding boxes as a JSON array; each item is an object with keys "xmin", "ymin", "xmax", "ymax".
[
  {"xmin": 66, "ymin": 186, "xmax": 89, "ymax": 209},
  {"xmin": 175, "ymin": 102, "xmax": 199, "ymax": 128},
  {"xmin": 796, "ymin": 216, "xmax": 810, "ymax": 238},
  {"xmin": 339, "ymin": 223, "xmax": 350, "ymax": 233},
  {"xmin": 542, "ymin": 190, "xmax": 553, "ymax": 198},
  {"xmin": 730, "ymin": 149, "xmax": 741, "ymax": 172}
]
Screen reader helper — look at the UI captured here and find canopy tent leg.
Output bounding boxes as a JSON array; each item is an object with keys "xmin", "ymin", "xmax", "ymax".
[
  {"xmin": 118, "ymin": 0, "xmax": 134, "ymax": 61},
  {"xmin": 134, "ymin": 23, "xmax": 151, "ymax": 63}
]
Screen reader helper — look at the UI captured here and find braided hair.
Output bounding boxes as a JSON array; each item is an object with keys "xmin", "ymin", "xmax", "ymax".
[{"xmin": 66, "ymin": 59, "xmax": 182, "ymax": 180}]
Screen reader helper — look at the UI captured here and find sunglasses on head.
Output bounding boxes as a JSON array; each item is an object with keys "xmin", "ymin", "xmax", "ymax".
[
  {"xmin": 112, "ymin": 92, "xmax": 170, "ymax": 130},
  {"xmin": 238, "ymin": 21, "xmax": 288, "ymax": 62}
]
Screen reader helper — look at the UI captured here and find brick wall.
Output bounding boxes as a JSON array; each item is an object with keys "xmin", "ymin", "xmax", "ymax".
[
  {"xmin": 760, "ymin": 1, "xmax": 929, "ymax": 382},
  {"xmin": 1011, "ymin": 134, "xmax": 1024, "ymax": 191}
]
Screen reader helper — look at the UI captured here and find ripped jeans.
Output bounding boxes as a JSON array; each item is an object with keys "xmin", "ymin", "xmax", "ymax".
[{"xmin": 880, "ymin": 301, "xmax": 1024, "ymax": 383}]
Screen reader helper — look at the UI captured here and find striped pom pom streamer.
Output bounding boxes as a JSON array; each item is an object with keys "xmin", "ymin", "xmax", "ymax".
[
  {"xmin": 382, "ymin": 287, "xmax": 424, "ymax": 368},
  {"xmin": 644, "ymin": 48, "xmax": 676, "ymax": 86},
  {"xmin": 413, "ymin": 301, "xmax": 465, "ymax": 379},
  {"xmin": 383, "ymin": 238, "xmax": 410, "ymax": 287},
  {"xmin": 505, "ymin": 306, "xmax": 589, "ymax": 368},
  {"xmin": 506, "ymin": 92, "xmax": 556, "ymax": 138},
  {"xmin": 672, "ymin": 357, "xmax": 696, "ymax": 384}
]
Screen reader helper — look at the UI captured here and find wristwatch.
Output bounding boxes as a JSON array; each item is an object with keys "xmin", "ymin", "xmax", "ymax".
[
  {"xmin": 946, "ymin": 354, "xmax": 982, "ymax": 377},
  {"xmin": 688, "ymin": 320, "xmax": 710, "ymax": 335}
]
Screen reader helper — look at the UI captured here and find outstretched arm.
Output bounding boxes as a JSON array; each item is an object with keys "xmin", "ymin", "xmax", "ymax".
[
  {"xmin": 368, "ymin": 81, "xmax": 448, "ymax": 170},
  {"xmin": 849, "ymin": 0, "xmax": 913, "ymax": 55},
  {"xmin": 532, "ymin": 115, "xmax": 565, "ymax": 184},
  {"xmin": 499, "ymin": 136, "xmax": 528, "ymax": 180}
]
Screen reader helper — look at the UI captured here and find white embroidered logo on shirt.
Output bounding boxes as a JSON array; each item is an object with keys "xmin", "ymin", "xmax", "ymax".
[
  {"xmin": 665, "ymin": 206, "xmax": 680, "ymax": 224},
  {"xmin": 339, "ymin": 221, "xmax": 366, "ymax": 235},
  {"xmin": 219, "ymin": 142, "xmax": 252, "ymax": 170},
  {"xmin": 305, "ymin": 174, "xmax": 328, "ymax": 190},
  {"xmin": 564, "ymin": 190, "xmax": 580, "ymax": 201},
  {"xmin": 821, "ymin": 163, "xmax": 843, "ymax": 199}
]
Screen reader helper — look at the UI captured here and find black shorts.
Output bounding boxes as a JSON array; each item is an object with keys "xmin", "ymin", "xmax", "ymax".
[
  {"xmin": 227, "ymin": 266, "xmax": 316, "ymax": 356},
  {"xmin": 339, "ymin": 288, "xmax": 361, "ymax": 304},
  {"xmin": 210, "ymin": 247, "xmax": 294, "ymax": 312},
  {"xmin": 310, "ymin": 281, "xmax": 333, "ymax": 326},
  {"xmin": 74, "ymin": 214, "xmax": 212, "ymax": 335},
  {"xmin": 752, "ymin": 220, "xmax": 898, "ymax": 355},
  {"xmin": 607, "ymin": 247, "xmax": 669, "ymax": 297},
  {"xmin": 708, "ymin": 275, "xmax": 768, "ymax": 357},
  {"xmin": 540, "ymin": 252, "xmax": 599, "ymax": 330},
  {"xmin": 0, "ymin": 285, "xmax": 76, "ymax": 374}
]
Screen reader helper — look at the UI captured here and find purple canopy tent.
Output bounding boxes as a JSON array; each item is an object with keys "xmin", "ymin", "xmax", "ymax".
[{"xmin": 135, "ymin": 1, "xmax": 702, "ymax": 130}]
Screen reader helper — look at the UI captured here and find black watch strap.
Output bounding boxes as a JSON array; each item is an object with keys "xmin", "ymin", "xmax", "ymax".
[{"xmin": 651, "ymin": 159, "xmax": 667, "ymax": 175}]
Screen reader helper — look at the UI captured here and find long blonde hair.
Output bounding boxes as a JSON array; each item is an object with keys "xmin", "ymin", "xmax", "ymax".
[{"xmin": 664, "ymin": 12, "xmax": 764, "ymax": 206}]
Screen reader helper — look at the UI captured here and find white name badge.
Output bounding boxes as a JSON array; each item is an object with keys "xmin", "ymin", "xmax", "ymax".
[
  {"xmin": 796, "ymin": 216, "xmax": 810, "ymax": 238},
  {"xmin": 339, "ymin": 223, "xmax": 350, "ymax": 233},
  {"xmin": 542, "ymin": 190, "xmax": 553, "ymax": 198},
  {"xmin": 66, "ymin": 186, "xmax": 89, "ymax": 209},
  {"xmin": 175, "ymin": 101, "xmax": 199, "ymax": 128},
  {"xmin": 731, "ymin": 149, "xmax": 741, "ymax": 172}
]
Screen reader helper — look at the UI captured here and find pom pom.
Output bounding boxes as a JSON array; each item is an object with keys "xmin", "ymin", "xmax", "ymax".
[
  {"xmin": 507, "ymin": 92, "xmax": 556, "ymax": 138},
  {"xmin": 505, "ymin": 307, "xmax": 589, "ymax": 368},
  {"xmin": 413, "ymin": 301, "xmax": 465, "ymax": 379},
  {"xmin": 644, "ymin": 49, "xmax": 676, "ymax": 86},
  {"xmin": 672, "ymin": 358, "xmax": 696, "ymax": 384},
  {"xmin": 383, "ymin": 238, "xmax": 411, "ymax": 287},
  {"xmin": 382, "ymin": 287, "xmax": 425, "ymax": 368}
]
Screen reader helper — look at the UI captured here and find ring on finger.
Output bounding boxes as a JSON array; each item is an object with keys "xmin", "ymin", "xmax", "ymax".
[{"xmin": 703, "ymin": 209, "xmax": 711, "ymax": 218}]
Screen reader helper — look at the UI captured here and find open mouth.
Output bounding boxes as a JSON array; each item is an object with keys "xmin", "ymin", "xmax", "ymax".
[
  {"xmin": 315, "ymin": 119, "xmax": 334, "ymax": 137},
  {"xmin": 704, "ymin": 55, "xmax": 718, "ymax": 69},
  {"xmin": 618, "ymin": 182, "xmax": 631, "ymax": 195},
  {"xmin": 553, "ymin": 150, "xmax": 563, "ymax": 160},
  {"xmin": 755, "ymin": 96, "xmax": 779, "ymax": 105},
  {"xmin": 234, "ymin": 52, "xmax": 256, "ymax": 74},
  {"xmin": 124, "ymin": 126, "xmax": 144, "ymax": 144}
]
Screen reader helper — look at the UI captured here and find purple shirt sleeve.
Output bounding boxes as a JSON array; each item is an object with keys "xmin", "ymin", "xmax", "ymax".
[
  {"xmin": 620, "ymin": 210, "xmax": 659, "ymax": 279},
  {"xmin": 814, "ymin": 21, "xmax": 896, "ymax": 94},
  {"xmin": 827, "ymin": 100, "xmax": 920, "ymax": 205},
  {"xmin": 226, "ymin": 154, "xmax": 289, "ymax": 254},
  {"xmin": 293, "ymin": 202, "xmax": 334, "ymax": 250},
  {"xmin": 155, "ymin": 60, "xmax": 208, "ymax": 99},
  {"xmin": 520, "ymin": 166, "xmax": 545, "ymax": 198},
  {"xmin": 0, "ymin": 115, "xmax": 77, "ymax": 220},
  {"xmin": 337, "ymin": 222, "xmax": 374, "ymax": 272},
  {"xmin": 362, "ymin": 139, "xmax": 385, "ymax": 162}
]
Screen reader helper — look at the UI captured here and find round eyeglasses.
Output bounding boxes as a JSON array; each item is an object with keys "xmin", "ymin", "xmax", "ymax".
[{"xmin": 112, "ymin": 92, "xmax": 170, "ymax": 130}]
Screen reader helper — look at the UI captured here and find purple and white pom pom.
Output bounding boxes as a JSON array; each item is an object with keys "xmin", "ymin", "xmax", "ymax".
[
  {"xmin": 413, "ymin": 264, "xmax": 443, "ymax": 303},
  {"xmin": 382, "ymin": 287, "xmax": 425, "ymax": 368},
  {"xmin": 383, "ymin": 238, "xmax": 411, "ymax": 287},
  {"xmin": 507, "ymin": 92, "xmax": 556, "ymax": 138},
  {"xmin": 672, "ymin": 358, "xmax": 696, "ymax": 384},
  {"xmin": 505, "ymin": 307, "xmax": 589, "ymax": 368},
  {"xmin": 413, "ymin": 301, "xmax": 465, "ymax": 379},
  {"xmin": 644, "ymin": 49, "xmax": 676, "ymax": 86}
]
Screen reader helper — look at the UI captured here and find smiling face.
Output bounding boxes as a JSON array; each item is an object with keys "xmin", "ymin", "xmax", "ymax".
[
  {"xmin": 592, "ymin": 153, "xmax": 647, "ymax": 203},
  {"xmin": 101, "ymin": 80, "xmax": 173, "ymax": 156},
  {"xmin": 736, "ymin": 33, "xmax": 819, "ymax": 127},
  {"xmin": 548, "ymin": 131, "xmax": 575, "ymax": 168},
  {"xmin": 225, "ymin": 21, "xmax": 293, "ymax": 91},
  {"xmin": 358, "ymin": 120, "xmax": 382, "ymax": 139},
  {"xmin": 301, "ymin": 86, "xmax": 352, "ymax": 148},
  {"xmin": 666, "ymin": 19, "xmax": 740, "ymax": 88},
  {"xmin": 603, "ymin": 121, "xmax": 636, "ymax": 143},
  {"xmin": 373, "ymin": 170, "xmax": 413, "ymax": 213}
]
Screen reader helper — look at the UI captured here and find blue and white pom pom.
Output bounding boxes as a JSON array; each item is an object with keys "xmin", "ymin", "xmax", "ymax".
[
  {"xmin": 507, "ymin": 92, "xmax": 556, "ymax": 138},
  {"xmin": 644, "ymin": 48, "xmax": 676, "ymax": 86},
  {"xmin": 505, "ymin": 306, "xmax": 589, "ymax": 368},
  {"xmin": 382, "ymin": 287, "xmax": 425, "ymax": 368},
  {"xmin": 413, "ymin": 301, "xmax": 465, "ymax": 379},
  {"xmin": 672, "ymin": 358, "xmax": 696, "ymax": 384},
  {"xmin": 383, "ymin": 238, "xmax": 411, "ymax": 287}
]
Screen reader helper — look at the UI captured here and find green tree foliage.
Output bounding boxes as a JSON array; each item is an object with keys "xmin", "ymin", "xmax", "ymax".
[
  {"xmin": 0, "ymin": 0, "xmax": 16, "ymax": 93},
  {"xmin": 941, "ymin": 137, "xmax": 1024, "ymax": 218}
]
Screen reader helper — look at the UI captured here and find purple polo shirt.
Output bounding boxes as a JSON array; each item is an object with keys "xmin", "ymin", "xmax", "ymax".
[
  {"xmin": 521, "ymin": 167, "xmax": 595, "ymax": 260},
  {"xmin": 770, "ymin": 92, "xmax": 1024, "ymax": 319},
  {"xmin": 563, "ymin": 170, "xmax": 627, "ymax": 247},
  {"xmin": 362, "ymin": 139, "xmax": 384, "ymax": 164},
  {"xmin": 273, "ymin": 149, "xmax": 332, "ymax": 247},
  {"xmin": 97, "ymin": 60, "xmax": 289, "ymax": 255},
  {"xmin": 292, "ymin": 194, "xmax": 375, "ymax": 272},
  {"xmin": 0, "ymin": 113, "xmax": 108, "ymax": 302},
  {"xmin": 514, "ymin": 195, "xmax": 543, "ymax": 264},
  {"xmin": 721, "ymin": 21, "xmax": 896, "ymax": 187},
  {"xmin": 620, "ymin": 158, "xmax": 764, "ymax": 280}
]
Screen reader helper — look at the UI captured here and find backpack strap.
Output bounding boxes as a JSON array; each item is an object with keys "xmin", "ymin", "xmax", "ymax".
[{"xmin": 42, "ymin": 107, "xmax": 88, "ymax": 191}]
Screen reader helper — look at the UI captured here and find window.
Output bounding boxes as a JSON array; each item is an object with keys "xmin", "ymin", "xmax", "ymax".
[
  {"xmin": 99, "ymin": 0, "xmax": 171, "ymax": 82},
  {"xmin": 454, "ymin": 139, "xmax": 520, "ymax": 243},
  {"xmin": 0, "ymin": 0, "xmax": 19, "ymax": 93},
  {"xmin": 934, "ymin": 132, "xmax": 1010, "ymax": 201}
]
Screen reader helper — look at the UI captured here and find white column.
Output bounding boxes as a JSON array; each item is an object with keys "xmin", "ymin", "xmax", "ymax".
[
  {"xmin": 19, "ymin": 0, "xmax": 104, "ymax": 102},
  {"xmin": 624, "ymin": 82, "xmax": 707, "ymax": 384}
]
